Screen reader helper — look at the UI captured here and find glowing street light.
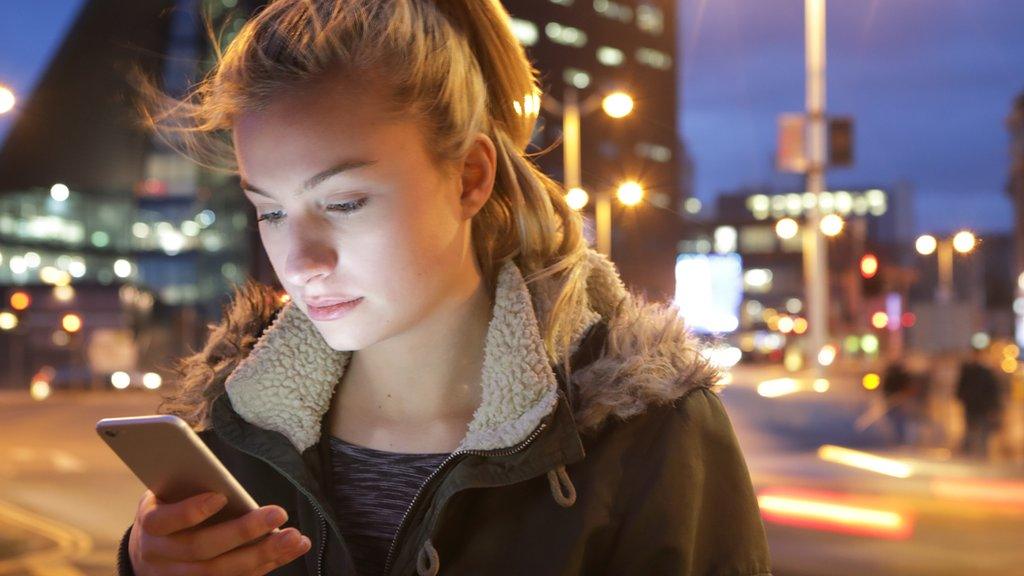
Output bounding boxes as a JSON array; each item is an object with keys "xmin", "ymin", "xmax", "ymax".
[
  {"xmin": 565, "ymin": 187, "xmax": 589, "ymax": 211},
  {"xmin": 915, "ymin": 234, "xmax": 937, "ymax": 256},
  {"xmin": 615, "ymin": 180, "xmax": 644, "ymax": 207},
  {"xmin": 0, "ymin": 85, "xmax": 14, "ymax": 115},
  {"xmin": 601, "ymin": 91, "xmax": 634, "ymax": 119},
  {"xmin": 952, "ymin": 230, "xmax": 976, "ymax": 254},
  {"xmin": 543, "ymin": 85, "xmax": 637, "ymax": 255},
  {"xmin": 775, "ymin": 218, "xmax": 799, "ymax": 240},
  {"xmin": 820, "ymin": 214, "xmax": 845, "ymax": 237}
]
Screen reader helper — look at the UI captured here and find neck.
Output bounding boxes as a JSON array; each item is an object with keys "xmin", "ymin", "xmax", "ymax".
[{"xmin": 333, "ymin": 268, "xmax": 493, "ymax": 428}]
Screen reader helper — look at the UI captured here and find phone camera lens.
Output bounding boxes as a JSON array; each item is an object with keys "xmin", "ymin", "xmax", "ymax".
[{"xmin": 103, "ymin": 429, "xmax": 119, "ymax": 438}]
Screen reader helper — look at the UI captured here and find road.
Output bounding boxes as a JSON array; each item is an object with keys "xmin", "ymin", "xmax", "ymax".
[
  {"xmin": 721, "ymin": 364, "xmax": 1024, "ymax": 575},
  {"xmin": 0, "ymin": 390, "xmax": 159, "ymax": 575},
  {"xmin": 1, "ymin": 367, "xmax": 1022, "ymax": 575}
]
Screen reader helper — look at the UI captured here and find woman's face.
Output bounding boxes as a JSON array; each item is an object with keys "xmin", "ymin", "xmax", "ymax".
[{"xmin": 232, "ymin": 80, "xmax": 494, "ymax": 351}]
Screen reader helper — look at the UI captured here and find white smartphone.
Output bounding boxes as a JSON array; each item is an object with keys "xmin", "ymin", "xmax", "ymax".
[{"xmin": 96, "ymin": 414, "xmax": 277, "ymax": 534}]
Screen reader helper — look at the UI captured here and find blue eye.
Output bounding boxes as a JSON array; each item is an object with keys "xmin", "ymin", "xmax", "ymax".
[
  {"xmin": 327, "ymin": 198, "xmax": 369, "ymax": 214},
  {"xmin": 257, "ymin": 197, "xmax": 368, "ymax": 226},
  {"xmin": 256, "ymin": 210, "xmax": 285, "ymax": 225}
]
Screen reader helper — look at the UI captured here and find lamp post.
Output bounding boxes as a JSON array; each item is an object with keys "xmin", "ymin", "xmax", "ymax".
[
  {"xmin": 544, "ymin": 87, "xmax": 635, "ymax": 255},
  {"xmin": 804, "ymin": 0, "xmax": 830, "ymax": 370},
  {"xmin": 916, "ymin": 231, "xmax": 977, "ymax": 303}
]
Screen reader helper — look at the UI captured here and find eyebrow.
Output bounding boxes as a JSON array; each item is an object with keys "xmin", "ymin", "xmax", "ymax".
[{"xmin": 240, "ymin": 158, "xmax": 378, "ymax": 199}]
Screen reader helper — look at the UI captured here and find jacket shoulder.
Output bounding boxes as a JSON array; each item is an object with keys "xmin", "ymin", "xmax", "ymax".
[
  {"xmin": 569, "ymin": 292, "xmax": 721, "ymax": 435},
  {"xmin": 157, "ymin": 280, "xmax": 283, "ymax": 430}
]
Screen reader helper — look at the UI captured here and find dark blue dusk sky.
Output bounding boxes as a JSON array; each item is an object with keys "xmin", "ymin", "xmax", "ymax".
[
  {"xmin": 2, "ymin": 1, "xmax": 1023, "ymax": 235},
  {"xmin": 680, "ymin": 0, "xmax": 1024, "ymax": 235}
]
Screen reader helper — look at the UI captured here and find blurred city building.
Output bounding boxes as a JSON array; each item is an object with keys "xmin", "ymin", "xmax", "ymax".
[
  {"xmin": 503, "ymin": 0, "xmax": 689, "ymax": 299},
  {"xmin": 1007, "ymin": 91, "xmax": 1024, "ymax": 347},
  {"xmin": 0, "ymin": 0, "xmax": 261, "ymax": 389},
  {"xmin": 676, "ymin": 183, "xmax": 1015, "ymax": 366},
  {"xmin": 0, "ymin": 0, "xmax": 689, "ymax": 389}
]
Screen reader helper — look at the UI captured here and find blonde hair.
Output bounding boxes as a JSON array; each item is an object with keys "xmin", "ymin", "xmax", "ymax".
[{"xmin": 137, "ymin": 0, "xmax": 593, "ymax": 369}]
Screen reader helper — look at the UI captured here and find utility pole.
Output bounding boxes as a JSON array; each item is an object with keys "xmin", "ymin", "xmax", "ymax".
[{"xmin": 804, "ymin": 0, "xmax": 830, "ymax": 370}]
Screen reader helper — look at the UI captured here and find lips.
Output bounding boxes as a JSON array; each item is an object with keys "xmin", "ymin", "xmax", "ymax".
[
  {"xmin": 303, "ymin": 296, "xmax": 360, "ymax": 307},
  {"xmin": 304, "ymin": 297, "xmax": 363, "ymax": 321}
]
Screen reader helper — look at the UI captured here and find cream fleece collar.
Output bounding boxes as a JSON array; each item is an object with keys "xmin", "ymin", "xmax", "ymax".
[{"xmin": 223, "ymin": 257, "xmax": 604, "ymax": 453}]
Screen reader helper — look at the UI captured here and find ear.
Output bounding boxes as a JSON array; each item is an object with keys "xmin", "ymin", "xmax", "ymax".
[{"xmin": 458, "ymin": 133, "xmax": 497, "ymax": 220}]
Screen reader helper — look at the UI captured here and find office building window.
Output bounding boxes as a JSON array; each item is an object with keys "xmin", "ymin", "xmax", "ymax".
[
  {"xmin": 545, "ymin": 22, "xmax": 587, "ymax": 48},
  {"xmin": 593, "ymin": 0, "xmax": 633, "ymax": 23},
  {"xmin": 636, "ymin": 47, "xmax": 672, "ymax": 70},
  {"xmin": 563, "ymin": 67, "xmax": 591, "ymax": 89},
  {"xmin": 510, "ymin": 18, "xmax": 539, "ymax": 46},
  {"xmin": 739, "ymin": 226, "xmax": 777, "ymax": 254},
  {"xmin": 636, "ymin": 4, "xmax": 664, "ymax": 35},
  {"xmin": 635, "ymin": 142, "xmax": 672, "ymax": 162},
  {"xmin": 596, "ymin": 46, "xmax": 625, "ymax": 66}
]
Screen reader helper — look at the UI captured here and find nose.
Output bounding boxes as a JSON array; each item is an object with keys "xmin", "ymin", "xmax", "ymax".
[{"xmin": 282, "ymin": 232, "xmax": 338, "ymax": 287}]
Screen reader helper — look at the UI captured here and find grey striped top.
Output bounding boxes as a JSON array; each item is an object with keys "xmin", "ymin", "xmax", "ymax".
[{"xmin": 328, "ymin": 435, "xmax": 451, "ymax": 576}]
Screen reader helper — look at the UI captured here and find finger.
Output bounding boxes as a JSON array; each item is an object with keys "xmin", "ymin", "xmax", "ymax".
[
  {"xmin": 152, "ymin": 505, "xmax": 288, "ymax": 561},
  {"xmin": 140, "ymin": 491, "xmax": 227, "ymax": 537},
  {"xmin": 199, "ymin": 527, "xmax": 311, "ymax": 576}
]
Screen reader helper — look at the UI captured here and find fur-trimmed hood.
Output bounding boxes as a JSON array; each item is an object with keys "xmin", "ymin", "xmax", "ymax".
[{"xmin": 158, "ymin": 249, "xmax": 719, "ymax": 454}]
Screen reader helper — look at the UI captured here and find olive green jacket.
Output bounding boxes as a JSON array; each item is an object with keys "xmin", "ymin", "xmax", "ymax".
[{"xmin": 117, "ymin": 250, "xmax": 772, "ymax": 575}]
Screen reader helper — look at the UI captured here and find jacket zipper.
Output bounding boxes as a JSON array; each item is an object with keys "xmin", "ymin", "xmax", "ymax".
[
  {"xmin": 221, "ymin": 441, "xmax": 333, "ymax": 576},
  {"xmin": 382, "ymin": 421, "xmax": 550, "ymax": 576}
]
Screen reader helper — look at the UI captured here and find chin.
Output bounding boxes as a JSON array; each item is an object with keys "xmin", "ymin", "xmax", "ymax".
[{"xmin": 316, "ymin": 328, "xmax": 369, "ymax": 352}]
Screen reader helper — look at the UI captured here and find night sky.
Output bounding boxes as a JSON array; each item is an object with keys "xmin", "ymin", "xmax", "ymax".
[
  {"xmin": 2, "ymin": 1, "xmax": 1023, "ymax": 235},
  {"xmin": 681, "ymin": 0, "xmax": 1024, "ymax": 235}
]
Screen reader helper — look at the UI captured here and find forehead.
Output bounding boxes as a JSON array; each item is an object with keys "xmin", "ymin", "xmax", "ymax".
[{"xmin": 232, "ymin": 80, "xmax": 427, "ymax": 184}]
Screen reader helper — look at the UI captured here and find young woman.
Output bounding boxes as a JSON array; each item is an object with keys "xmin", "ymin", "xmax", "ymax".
[{"xmin": 120, "ymin": 1, "xmax": 771, "ymax": 574}]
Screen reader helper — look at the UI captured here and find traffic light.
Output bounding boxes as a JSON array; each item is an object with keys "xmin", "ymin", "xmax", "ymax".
[
  {"xmin": 860, "ymin": 253, "xmax": 882, "ymax": 297},
  {"xmin": 860, "ymin": 254, "xmax": 879, "ymax": 279},
  {"xmin": 828, "ymin": 117, "xmax": 854, "ymax": 167}
]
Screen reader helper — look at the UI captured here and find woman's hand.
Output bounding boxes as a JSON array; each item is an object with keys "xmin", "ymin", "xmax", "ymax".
[{"xmin": 128, "ymin": 489, "xmax": 311, "ymax": 575}]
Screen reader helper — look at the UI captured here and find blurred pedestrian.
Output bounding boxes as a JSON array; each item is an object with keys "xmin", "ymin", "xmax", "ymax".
[
  {"xmin": 881, "ymin": 359, "xmax": 916, "ymax": 445},
  {"xmin": 955, "ymin": 348, "xmax": 1003, "ymax": 459}
]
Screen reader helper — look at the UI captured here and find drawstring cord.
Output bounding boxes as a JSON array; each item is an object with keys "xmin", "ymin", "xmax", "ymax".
[
  {"xmin": 547, "ymin": 464, "xmax": 577, "ymax": 507},
  {"xmin": 416, "ymin": 538, "xmax": 440, "ymax": 576},
  {"xmin": 414, "ymin": 464, "xmax": 577, "ymax": 575}
]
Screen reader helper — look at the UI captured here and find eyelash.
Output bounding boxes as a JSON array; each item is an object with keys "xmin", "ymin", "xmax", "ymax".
[{"xmin": 256, "ymin": 198, "xmax": 368, "ymax": 226}]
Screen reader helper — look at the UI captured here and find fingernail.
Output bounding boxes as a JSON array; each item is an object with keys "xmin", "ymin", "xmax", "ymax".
[
  {"xmin": 281, "ymin": 529, "xmax": 300, "ymax": 546},
  {"xmin": 298, "ymin": 535, "xmax": 311, "ymax": 551},
  {"xmin": 264, "ymin": 507, "xmax": 287, "ymax": 526}
]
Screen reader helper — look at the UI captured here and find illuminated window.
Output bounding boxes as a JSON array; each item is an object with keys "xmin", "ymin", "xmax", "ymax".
[
  {"xmin": 636, "ymin": 4, "xmax": 664, "ymax": 35},
  {"xmin": 545, "ymin": 22, "xmax": 587, "ymax": 48},
  {"xmin": 594, "ymin": 0, "xmax": 633, "ymax": 23},
  {"xmin": 596, "ymin": 46, "xmax": 625, "ymax": 66},
  {"xmin": 636, "ymin": 47, "xmax": 672, "ymax": 70},
  {"xmin": 714, "ymin": 226, "xmax": 738, "ymax": 254},
  {"xmin": 635, "ymin": 142, "xmax": 672, "ymax": 163},
  {"xmin": 510, "ymin": 18, "xmax": 538, "ymax": 46},
  {"xmin": 563, "ymin": 68, "xmax": 591, "ymax": 89},
  {"xmin": 743, "ymin": 269, "xmax": 774, "ymax": 293},
  {"xmin": 739, "ymin": 226, "xmax": 777, "ymax": 254}
]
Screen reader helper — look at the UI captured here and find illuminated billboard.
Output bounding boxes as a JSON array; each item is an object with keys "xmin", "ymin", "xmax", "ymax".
[{"xmin": 674, "ymin": 253, "xmax": 743, "ymax": 334}]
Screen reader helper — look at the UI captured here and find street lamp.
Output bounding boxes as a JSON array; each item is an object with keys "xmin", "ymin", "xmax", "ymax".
[
  {"xmin": 776, "ymin": 218, "xmax": 800, "ymax": 240},
  {"xmin": 916, "ymin": 230, "xmax": 977, "ymax": 302},
  {"xmin": 543, "ymin": 86, "xmax": 635, "ymax": 255},
  {"xmin": 615, "ymin": 180, "xmax": 644, "ymax": 207},
  {"xmin": 0, "ymin": 84, "xmax": 14, "ymax": 115}
]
